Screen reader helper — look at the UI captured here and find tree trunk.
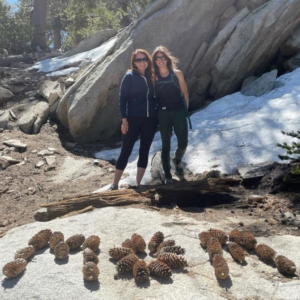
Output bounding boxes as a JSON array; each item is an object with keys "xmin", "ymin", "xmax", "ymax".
[
  {"xmin": 117, "ymin": 0, "xmax": 131, "ymax": 27},
  {"xmin": 53, "ymin": 17, "xmax": 62, "ymax": 50},
  {"xmin": 31, "ymin": 0, "xmax": 48, "ymax": 51}
]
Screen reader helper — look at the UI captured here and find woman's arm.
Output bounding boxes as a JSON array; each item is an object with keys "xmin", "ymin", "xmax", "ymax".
[
  {"xmin": 119, "ymin": 73, "xmax": 132, "ymax": 134},
  {"xmin": 174, "ymin": 69, "xmax": 189, "ymax": 108}
]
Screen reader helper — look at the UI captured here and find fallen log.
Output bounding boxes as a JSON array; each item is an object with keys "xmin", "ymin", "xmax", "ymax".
[{"xmin": 36, "ymin": 177, "xmax": 241, "ymax": 221}]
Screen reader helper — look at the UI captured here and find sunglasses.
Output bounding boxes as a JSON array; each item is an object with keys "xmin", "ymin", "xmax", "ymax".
[
  {"xmin": 155, "ymin": 56, "xmax": 166, "ymax": 61},
  {"xmin": 134, "ymin": 58, "xmax": 148, "ymax": 63}
]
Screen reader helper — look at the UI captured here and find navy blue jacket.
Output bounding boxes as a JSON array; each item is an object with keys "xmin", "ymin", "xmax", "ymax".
[{"xmin": 119, "ymin": 69, "xmax": 157, "ymax": 118}]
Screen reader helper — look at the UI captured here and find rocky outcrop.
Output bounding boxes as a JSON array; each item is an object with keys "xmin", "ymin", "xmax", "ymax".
[
  {"xmin": 56, "ymin": 0, "xmax": 300, "ymax": 142},
  {"xmin": 0, "ymin": 86, "xmax": 14, "ymax": 105},
  {"xmin": 280, "ymin": 23, "xmax": 300, "ymax": 56}
]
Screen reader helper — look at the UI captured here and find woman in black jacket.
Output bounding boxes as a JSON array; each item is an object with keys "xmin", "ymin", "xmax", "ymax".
[{"xmin": 109, "ymin": 49, "xmax": 158, "ymax": 190}]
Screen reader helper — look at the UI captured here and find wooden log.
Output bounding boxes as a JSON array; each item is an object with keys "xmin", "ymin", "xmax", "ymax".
[{"xmin": 60, "ymin": 205, "xmax": 94, "ymax": 219}]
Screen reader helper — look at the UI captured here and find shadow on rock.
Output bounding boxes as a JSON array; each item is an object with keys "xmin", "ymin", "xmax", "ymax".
[
  {"xmin": 217, "ymin": 276, "xmax": 233, "ymax": 289},
  {"xmin": 54, "ymin": 257, "xmax": 69, "ymax": 265},
  {"xmin": 84, "ymin": 279, "xmax": 100, "ymax": 291},
  {"xmin": 150, "ymin": 276, "xmax": 173, "ymax": 285},
  {"xmin": 1, "ymin": 271, "xmax": 26, "ymax": 289}
]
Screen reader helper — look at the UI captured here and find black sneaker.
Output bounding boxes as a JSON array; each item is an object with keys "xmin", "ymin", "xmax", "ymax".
[
  {"xmin": 164, "ymin": 178, "xmax": 173, "ymax": 184},
  {"xmin": 107, "ymin": 184, "xmax": 118, "ymax": 191},
  {"xmin": 172, "ymin": 158, "xmax": 184, "ymax": 175}
]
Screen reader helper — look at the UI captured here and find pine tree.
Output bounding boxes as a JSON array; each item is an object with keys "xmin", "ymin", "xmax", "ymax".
[{"xmin": 277, "ymin": 130, "xmax": 300, "ymax": 161}]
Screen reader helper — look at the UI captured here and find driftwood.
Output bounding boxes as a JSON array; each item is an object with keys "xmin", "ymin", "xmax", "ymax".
[{"xmin": 36, "ymin": 178, "xmax": 241, "ymax": 221}]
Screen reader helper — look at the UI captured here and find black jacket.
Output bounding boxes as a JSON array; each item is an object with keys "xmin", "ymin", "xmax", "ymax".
[{"xmin": 119, "ymin": 69, "xmax": 157, "ymax": 118}]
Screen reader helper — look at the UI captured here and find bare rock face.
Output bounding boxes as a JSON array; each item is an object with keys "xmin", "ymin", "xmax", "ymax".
[
  {"xmin": 280, "ymin": 23, "xmax": 300, "ymax": 56},
  {"xmin": 56, "ymin": 0, "xmax": 300, "ymax": 142}
]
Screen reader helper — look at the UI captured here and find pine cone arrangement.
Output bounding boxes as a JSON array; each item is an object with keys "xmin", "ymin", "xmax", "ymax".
[
  {"xmin": 275, "ymin": 255, "xmax": 297, "ymax": 275},
  {"xmin": 83, "ymin": 248, "xmax": 99, "ymax": 264},
  {"xmin": 255, "ymin": 244, "xmax": 276, "ymax": 262},
  {"xmin": 82, "ymin": 262, "xmax": 99, "ymax": 281},
  {"xmin": 207, "ymin": 238, "xmax": 223, "ymax": 260},
  {"xmin": 28, "ymin": 229, "xmax": 52, "ymax": 250},
  {"xmin": 155, "ymin": 239, "xmax": 176, "ymax": 256},
  {"xmin": 213, "ymin": 254, "xmax": 229, "ymax": 280},
  {"xmin": 14, "ymin": 246, "xmax": 35, "ymax": 261},
  {"xmin": 109, "ymin": 247, "xmax": 134, "ymax": 261},
  {"xmin": 241, "ymin": 230, "xmax": 257, "ymax": 250},
  {"xmin": 148, "ymin": 260, "xmax": 172, "ymax": 278},
  {"xmin": 54, "ymin": 242, "xmax": 69, "ymax": 260},
  {"xmin": 132, "ymin": 260, "xmax": 150, "ymax": 283},
  {"xmin": 198, "ymin": 231, "xmax": 212, "ymax": 248},
  {"xmin": 66, "ymin": 234, "xmax": 85, "ymax": 251},
  {"xmin": 2, "ymin": 258, "xmax": 27, "ymax": 278},
  {"xmin": 157, "ymin": 253, "xmax": 187, "ymax": 268},
  {"xmin": 209, "ymin": 228, "xmax": 228, "ymax": 245},
  {"xmin": 131, "ymin": 233, "xmax": 146, "ymax": 253},
  {"xmin": 229, "ymin": 229, "xmax": 243, "ymax": 244},
  {"xmin": 116, "ymin": 254, "xmax": 139, "ymax": 274},
  {"xmin": 121, "ymin": 238, "xmax": 137, "ymax": 253},
  {"xmin": 158, "ymin": 245, "xmax": 185, "ymax": 256},
  {"xmin": 227, "ymin": 242, "xmax": 245, "ymax": 263},
  {"xmin": 148, "ymin": 231, "xmax": 164, "ymax": 253},
  {"xmin": 49, "ymin": 231, "xmax": 64, "ymax": 250},
  {"xmin": 82, "ymin": 235, "xmax": 100, "ymax": 252}
]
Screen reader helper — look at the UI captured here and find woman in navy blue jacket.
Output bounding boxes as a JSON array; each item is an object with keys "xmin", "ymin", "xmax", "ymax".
[{"xmin": 109, "ymin": 49, "xmax": 158, "ymax": 190}]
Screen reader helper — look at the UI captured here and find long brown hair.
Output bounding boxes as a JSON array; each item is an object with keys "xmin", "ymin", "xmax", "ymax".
[
  {"xmin": 152, "ymin": 45, "xmax": 179, "ymax": 76},
  {"xmin": 130, "ymin": 49, "xmax": 154, "ymax": 86}
]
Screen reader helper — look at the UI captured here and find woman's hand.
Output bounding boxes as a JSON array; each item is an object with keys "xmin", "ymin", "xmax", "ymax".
[{"xmin": 121, "ymin": 118, "xmax": 128, "ymax": 134}]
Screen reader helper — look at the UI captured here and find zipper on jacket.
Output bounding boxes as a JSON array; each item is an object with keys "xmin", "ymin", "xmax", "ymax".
[{"xmin": 141, "ymin": 75, "xmax": 149, "ymax": 117}]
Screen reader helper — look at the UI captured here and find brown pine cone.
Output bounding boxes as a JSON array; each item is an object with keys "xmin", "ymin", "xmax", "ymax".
[
  {"xmin": 155, "ymin": 239, "xmax": 176, "ymax": 256},
  {"xmin": 148, "ymin": 231, "xmax": 164, "ymax": 253},
  {"xmin": 83, "ymin": 262, "xmax": 99, "ymax": 281},
  {"xmin": 207, "ymin": 238, "xmax": 223, "ymax": 260},
  {"xmin": 133, "ymin": 260, "xmax": 150, "ymax": 283},
  {"xmin": 49, "ymin": 231, "xmax": 64, "ymax": 250},
  {"xmin": 148, "ymin": 260, "xmax": 172, "ymax": 278},
  {"xmin": 2, "ymin": 258, "xmax": 27, "ymax": 278},
  {"xmin": 209, "ymin": 228, "xmax": 228, "ymax": 245},
  {"xmin": 54, "ymin": 242, "xmax": 69, "ymax": 260},
  {"xmin": 255, "ymin": 244, "xmax": 276, "ymax": 262},
  {"xmin": 227, "ymin": 242, "xmax": 245, "ymax": 263},
  {"xmin": 28, "ymin": 229, "xmax": 52, "ymax": 250},
  {"xmin": 66, "ymin": 234, "xmax": 85, "ymax": 251},
  {"xmin": 121, "ymin": 238, "xmax": 138, "ymax": 253},
  {"xmin": 158, "ymin": 245, "xmax": 185, "ymax": 256},
  {"xmin": 83, "ymin": 248, "xmax": 99, "ymax": 264},
  {"xmin": 116, "ymin": 254, "xmax": 139, "ymax": 274},
  {"xmin": 198, "ymin": 231, "xmax": 213, "ymax": 248},
  {"xmin": 109, "ymin": 247, "xmax": 134, "ymax": 261},
  {"xmin": 157, "ymin": 253, "xmax": 187, "ymax": 268},
  {"xmin": 82, "ymin": 235, "xmax": 100, "ymax": 252},
  {"xmin": 131, "ymin": 233, "xmax": 146, "ymax": 253},
  {"xmin": 275, "ymin": 255, "xmax": 296, "ymax": 275},
  {"xmin": 14, "ymin": 246, "xmax": 35, "ymax": 261},
  {"xmin": 229, "ymin": 229, "xmax": 243, "ymax": 244},
  {"xmin": 241, "ymin": 230, "xmax": 257, "ymax": 250},
  {"xmin": 213, "ymin": 254, "xmax": 229, "ymax": 280}
]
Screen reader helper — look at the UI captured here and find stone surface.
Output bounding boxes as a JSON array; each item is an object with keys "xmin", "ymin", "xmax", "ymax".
[
  {"xmin": 238, "ymin": 161, "xmax": 276, "ymax": 179},
  {"xmin": 3, "ymin": 139, "xmax": 27, "ymax": 150},
  {"xmin": 0, "ymin": 86, "xmax": 14, "ymax": 105},
  {"xmin": 0, "ymin": 110, "xmax": 10, "ymax": 130},
  {"xmin": 38, "ymin": 80, "xmax": 65, "ymax": 106},
  {"xmin": 284, "ymin": 53, "xmax": 300, "ymax": 72},
  {"xmin": 280, "ymin": 23, "xmax": 300, "ymax": 56}
]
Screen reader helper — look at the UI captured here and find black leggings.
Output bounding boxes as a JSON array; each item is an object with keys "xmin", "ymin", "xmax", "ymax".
[{"xmin": 116, "ymin": 117, "xmax": 158, "ymax": 171}]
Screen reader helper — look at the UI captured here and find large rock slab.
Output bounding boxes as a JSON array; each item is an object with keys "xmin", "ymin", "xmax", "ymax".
[
  {"xmin": 0, "ymin": 86, "xmax": 14, "ymax": 105},
  {"xmin": 280, "ymin": 23, "xmax": 300, "ymax": 56},
  {"xmin": 0, "ymin": 207, "xmax": 299, "ymax": 300}
]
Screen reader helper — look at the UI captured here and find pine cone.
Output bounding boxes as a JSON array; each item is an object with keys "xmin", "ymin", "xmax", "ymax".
[
  {"xmin": 83, "ymin": 248, "xmax": 99, "ymax": 264},
  {"xmin": 198, "ymin": 231, "xmax": 212, "ymax": 248},
  {"xmin": 157, "ymin": 253, "xmax": 187, "ymax": 268},
  {"xmin": 213, "ymin": 254, "xmax": 229, "ymax": 280},
  {"xmin": 54, "ymin": 242, "xmax": 69, "ymax": 260},
  {"xmin": 109, "ymin": 247, "xmax": 134, "ymax": 261},
  {"xmin": 209, "ymin": 228, "xmax": 228, "ymax": 245},
  {"xmin": 133, "ymin": 260, "xmax": 150, "ymax": 283},
  {"xmin": 66, "ymin": 234, "xmax": 85, "ymax": 251},
  {"xmin": 255, "ymin": 244, "xmax": 276, "ymax": 262},
  {"xmin": 121, "ymin": 238, "xmax": 138, "ymax": 253},
  {"xmin": 83, "ymin": 262, "xmax": 99, "ymax": 281},
  {"xmin": 131, "ymin": 233, "xmax": 146, "ymax": 253},
  {"xmin": 275, "ymin": 255, "xmax": 296, "ymax": 275},
  {"xmin": 207, "ymin": 238, "xmax": 223, "ymax": 260},
  {"xmin": 155, "ymin": 239, "xmax": 176, "ymax": 256},
  {"xmin": 28, "ymin": 229, "xmax": 52, "ymax": 250},
  {"xmin": 148, "ymin": 231, "xmax": 164, "ymax": 253},
  {"xmin": 241, "ymin": 230, "xmax": 257, "ymax": 250},
  {"xmin": 158, "ymin": 245, "xmax": 185, "ymax": 256},
  {"xmin": 148, "ymin": 260, "xmax": 172, "ymax": 278},
  {"xmin": 116, "ymin": 254, "xmax": 139, "ymax": 274},
  {"xmin": 2, "ymin": 258, "xmax": 27, "ymax": 278},
  {"xmin": 229, "ymin": 229, "xmax": 243, "ymax": 244},
  {"xmin": 14, "ymin": 246, "xmax": 35, "ymax": 261},
  {"xmin": 82, "ymin": 235, "xmax": 100, "ymax": 252},
  {"xmin": 227, "ymin": 242, "xmax": 245, "ymax": 263},
  {"xmin": 49, "ymin": 231, "xmax": 64, "ymax": 250}
]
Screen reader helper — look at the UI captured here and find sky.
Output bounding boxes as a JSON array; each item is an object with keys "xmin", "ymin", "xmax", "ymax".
[
  {"xmin": 30, "ymin": 40, "xmax": 300, "ymax": 191},
  {"xmin": 6, "ymin": 0, "xmax": 16, "ymax": 4}
]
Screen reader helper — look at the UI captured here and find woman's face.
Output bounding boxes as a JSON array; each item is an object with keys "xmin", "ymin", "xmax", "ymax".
[
  {"xmin": 155, "ymin": 51, "xmax": 167, "ymax": 68},
  {"xmin": 133, "ymin": 52, "xmax": 149, "ymax": 73}
]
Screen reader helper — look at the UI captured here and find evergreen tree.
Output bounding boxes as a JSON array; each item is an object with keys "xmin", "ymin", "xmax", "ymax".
[{"xmin": 277, "ymin": 130, "xmax": 300, "ymax": 161}]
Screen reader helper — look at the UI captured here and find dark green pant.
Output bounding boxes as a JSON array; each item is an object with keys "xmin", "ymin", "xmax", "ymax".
[{"xmin": 158, "ymin": 108, "xmax": 188, "ymax": 179}]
